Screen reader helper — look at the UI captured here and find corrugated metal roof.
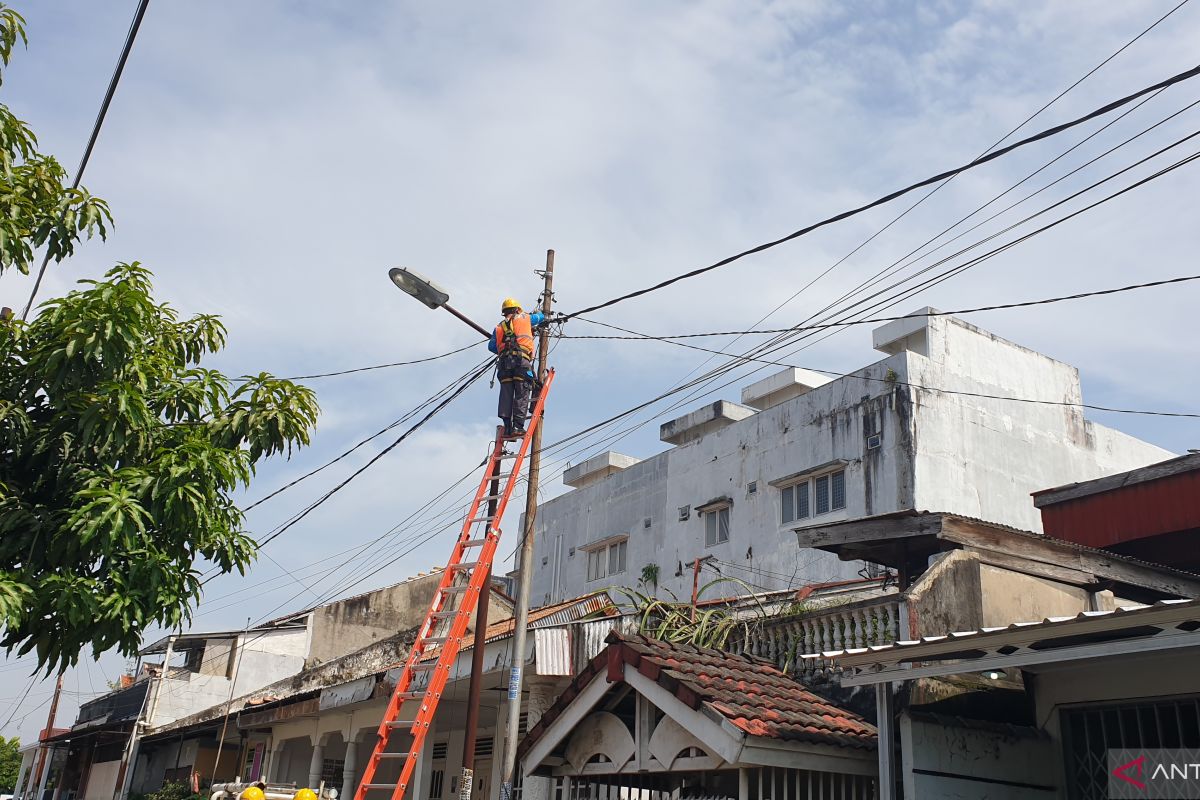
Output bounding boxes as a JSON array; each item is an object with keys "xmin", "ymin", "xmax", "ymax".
[
  {"xmin": 533, "ymin": 628, "xmax": 573, "ymax": 676},
  {"xmin": 809, "ymin": 598, "xmax": 1199, "ymax": 666}
]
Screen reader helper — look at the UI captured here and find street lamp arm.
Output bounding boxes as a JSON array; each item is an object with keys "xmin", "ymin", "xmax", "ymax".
[{"xmin": 442, "ymin": 303, "xmax": 492, "ymax": 339}]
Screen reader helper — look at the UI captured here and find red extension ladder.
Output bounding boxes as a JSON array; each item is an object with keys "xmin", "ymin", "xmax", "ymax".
[{"xmin": 354, "ymin": 369, "xmax": 555, "ymax": 800}]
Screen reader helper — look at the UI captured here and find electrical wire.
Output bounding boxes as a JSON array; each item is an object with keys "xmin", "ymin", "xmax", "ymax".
[
  {"xmin": 21, "ymin": 0, "xmax": 151, "ymax": 319},
  {"xmin": 711, "ymin": 0, "xmax": 1194, "ymax": 366},
  {"xmin": 285, "ymin": 341, "xmax": 482, "ymax": 381},
  {"xmin": 562, "ymin": 62, "xmax": 1200, "ymax": 321},
  {"xmin": 567, "ymin": 273, "xmax": 1200, "ymax": 341},
  {"xmin": 543, "ymin": 139, "xmax": 1200, "ymax": 458},
  {"xmin": 0, "ymin": 673, "xmax": 38, "ymax": 732},
  {"xmin": 197, "ymin": 360, "xmax": 491, "ymax": 590},
  {"xmin": 251, "ymin": 360, "xmax": 492, "ymax": 552},
  {"xmin": 538, "ymin": 82, "xmax": 1200, "ymax": 477},
  {"xmin": 244, "ymin": 355, "xmax": 494, "ymax": 511}
]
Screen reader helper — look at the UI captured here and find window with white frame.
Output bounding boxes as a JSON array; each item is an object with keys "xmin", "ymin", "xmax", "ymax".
[
  {"xmin": 781, "ymin": 469, "xmax": 845, "ymax": 524},
  {"xmin": 703, "ymin": 505, "xmax": 730, "ymax": 547},
  {"xmin": 585, "ymin": 538, "xmax": 627, "ymax": 581}
]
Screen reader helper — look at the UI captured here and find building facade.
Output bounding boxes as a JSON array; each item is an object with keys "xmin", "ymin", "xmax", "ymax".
[{"xmin": 528, "ymin": 311, "xmax": 1172, "ymax": 605}]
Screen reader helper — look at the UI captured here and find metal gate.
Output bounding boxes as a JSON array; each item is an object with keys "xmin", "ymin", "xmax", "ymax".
[{"xmin": 1062, "ymin": 695, "xmax": 1200, "ymax": 799}]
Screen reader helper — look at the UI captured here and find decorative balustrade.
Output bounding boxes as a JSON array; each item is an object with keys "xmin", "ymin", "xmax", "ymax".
[{"xmin": 740, "ymin": 593, "xmax": 906, "ymax": 679}]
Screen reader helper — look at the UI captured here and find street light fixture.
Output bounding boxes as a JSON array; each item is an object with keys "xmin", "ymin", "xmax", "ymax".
[{"xmin": 387, "ymin": 267, "xmax": 491, "ymax": 339}]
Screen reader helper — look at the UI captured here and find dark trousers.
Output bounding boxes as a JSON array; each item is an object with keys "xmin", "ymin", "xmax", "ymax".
[{"xmin": 497, "ymin": 357, "xmax": 533, "ymax": 433}]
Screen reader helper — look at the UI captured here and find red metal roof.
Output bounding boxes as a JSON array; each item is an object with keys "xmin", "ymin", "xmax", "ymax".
[
  {"xmin": 519, "ymin": 631, "xmax": 875, "ymax": 759},
  {"xmin": 1033, "ymin": 454, "xmax": 1200, "ymax": 563}
]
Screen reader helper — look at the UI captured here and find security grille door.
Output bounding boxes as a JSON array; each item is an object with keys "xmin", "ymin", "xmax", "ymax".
[{"xmin": 1062, "ymin": 696, "xmax": 1200, "ymax": 799}]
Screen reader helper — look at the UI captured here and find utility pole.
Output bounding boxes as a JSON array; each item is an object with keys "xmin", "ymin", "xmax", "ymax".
[
  {"xmin": 30, "ymin": 672, "xmax": 64, "ymax": 800},
  {"xmin": 498, "ymin": 250, "xmax": 554, "ymax": 800},
  {"xmin": 458, "ymin": 459, "xmax": 499, "ymax": 800}
]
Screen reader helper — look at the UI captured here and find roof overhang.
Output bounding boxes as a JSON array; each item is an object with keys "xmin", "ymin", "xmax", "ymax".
[
  {"xmin": 793, "ymin": 510, "xmax": 1200, "ymax": 599},
  {"xmin": 827, "ymin": 599, "xmax": 1200, "ymax": 687}
]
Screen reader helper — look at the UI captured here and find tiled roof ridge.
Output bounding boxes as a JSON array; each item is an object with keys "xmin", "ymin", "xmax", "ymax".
[{"xmin": 519, "ymin": 630, "xmax": 876, "ymax": 762}]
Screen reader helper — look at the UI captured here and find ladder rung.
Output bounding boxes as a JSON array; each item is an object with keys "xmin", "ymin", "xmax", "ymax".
[
  {"xmin": 372, "ymin": 752, "xmax": 411, "ymax": 759},
  {"xmin": 461, "ymin": 538, "xmax": 488, "ymax": 548},
  {"xmin": 440, "ymin": 585, "xmax": 469, "ymax": 594},
  {"xmin": 422, "ymin": 636, "xmax": 454, "ymax": 645},
  {"xmin": 430, "ymin": 609, "xmax": 460, "ymax": 619},
  {"xmin": 397, "ymin": 690, "xmax": 425, "ymax": 699},
  {"xmin": 479, "ymin": 494, "xmax": 502, "ymax": 501},
  {"xmin": 363, "ymin": 784, "xmax": 404, "ymax": 790},
  {"xmin": 467, "ymin": 515, "xmax": 496, "ymax": 524},
  {"xmin": 385, "ymin": 719, "xmax": 417, "ymax": 728},
  {"xmin": 497, "ymin": 452, "xmax": 519, "ymax": 460},
  {"xmin": 409, "ymin": 662, "xmax": 437, "ymax": 671},
  {"xmin": 449, "ymin": 562, "xmax": 480, "ymax": 571}
]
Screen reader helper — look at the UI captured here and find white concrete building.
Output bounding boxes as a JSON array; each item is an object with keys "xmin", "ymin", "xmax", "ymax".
[{"xmin": 528, "ymin": 311, "xmax": 1173, "ymax": 605}]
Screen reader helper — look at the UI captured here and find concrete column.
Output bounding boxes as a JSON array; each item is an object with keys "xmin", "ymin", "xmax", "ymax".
[
  {"xmin": 413, "ymin": 717, "xmax": 433, "ymax": 800},
  {"xmin": 13, "ymin": 755, "xmax": 30, "ymax": 800},
  {"xmin": 341, "ymin": 741, "xmax": 358, "ymax": 800},
  {"xmin": 308, "ymin": 742, "xmax": 325, "ymax": 791},
  {"xmin": 269, "ymin": 743, "xmax": 288, "ymax": 783},
  {"xmin": 876, "ymin": 683, "xmax": 896, "ymax": 800},
  {"xmin": 520, "ymin": 680, "xmax": 558, "ymax": 800}
]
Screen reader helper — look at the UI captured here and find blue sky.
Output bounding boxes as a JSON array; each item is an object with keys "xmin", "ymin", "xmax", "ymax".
[{"xmin": 2, "ymin": 0, "xmax": 1199, "ymax": 743}]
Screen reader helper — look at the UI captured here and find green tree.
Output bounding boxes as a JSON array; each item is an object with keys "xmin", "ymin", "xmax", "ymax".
[
  {"xmin": 0, "ymin": 6, "xmax": 319, "ymax": 671},
  {"xmin": 0, "ymin": 7, "xmax": 110, "ymax": 278},
  {"xmin": 0, "ymin": 735, "xmax": 20, "ymax": 793}
]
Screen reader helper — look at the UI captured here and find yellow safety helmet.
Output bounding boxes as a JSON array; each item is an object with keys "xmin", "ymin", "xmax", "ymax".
[
  {"xmin": 241, "ymin": 788, "xmax": 265, "ymax": 800},
  {"xmin": 294, "ymin": 789, "xmax": 318, "ymax": 800},
  {"xmin": 501, "ymin": 297, "xmax": 522, "ymax": 314}
]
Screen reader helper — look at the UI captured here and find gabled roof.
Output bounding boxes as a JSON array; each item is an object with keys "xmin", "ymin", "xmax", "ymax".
[{"xmin": 520, "ymin": 630, "xmax": 875, "ymax": 763}]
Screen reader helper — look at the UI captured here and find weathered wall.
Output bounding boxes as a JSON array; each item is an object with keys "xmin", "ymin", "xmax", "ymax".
[
  {"xmin": 81, "ymin": 760, "xmax": 122, "ymax": 800},
  {"xmin": 528, "ymin": 313, "xmax": 1171, "ymax": 606},
  {"xmin": 906, "ymin": 551, "xmax": 983, "ymax": 635},
  {"xmin": 530, "ymin": 357, "xmax": 912, "ymax": 604},
  {"xmin": 977, "ymin": 564, "xmax": 1092, "ymax": 627},
  {"xmin": 150, "ymin": 629, "xmax": 309, "ymax": 728},
  {"xmin": 908, "ymin": 316, "xmax": 1172, "ymax": 533},
  {"xmin": 306, "ymin": 575, "xmax": 504, "ymax": 667},
  {"xmin": 900, "ymin": 713, "xmax": 1057, "ymax": 798},
  {"xmin": 234, "ymin": 629, "xmax": 308, "ymax": 695}
]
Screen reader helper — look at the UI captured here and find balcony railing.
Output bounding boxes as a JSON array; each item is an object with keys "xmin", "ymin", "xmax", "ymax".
[{"xmin": 741, "ymin": 593, "xmax": 906, "ymax": 678}]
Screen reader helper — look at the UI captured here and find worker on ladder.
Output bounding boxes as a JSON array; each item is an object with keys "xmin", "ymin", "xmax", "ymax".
[{"xmin": 488, "ymin": 297, "xmax": 546, "ymax": 437}]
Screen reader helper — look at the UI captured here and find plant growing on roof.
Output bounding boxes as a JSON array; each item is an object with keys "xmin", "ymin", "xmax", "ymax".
[
  {"xmin": 638, "ymin": 563, "xmax": 659, "ymax": 591},
  {"xmin": 613, "ymin": 574, "xmax": 767, "ymax": 651}
]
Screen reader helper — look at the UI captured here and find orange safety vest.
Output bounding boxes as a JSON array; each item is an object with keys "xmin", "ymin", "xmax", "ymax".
[{"xmin": 495, "ymin": 313, "xmax": 534, "ymax": 357}]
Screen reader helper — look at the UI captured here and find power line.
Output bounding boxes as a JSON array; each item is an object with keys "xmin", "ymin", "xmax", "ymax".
[
  {"xmin": 249, "ymin": 360, "xmax": 493, "ymax": 553},
  {"xmin": 285, "ymin": 341, "xmax": 482, "ymax": 381},
  {"xmin": 543, "ymin": 143, "xmax": 1200, "ymax": 454},
  {"xmin": 568, "ymin": 274, "xmax": 1200, "ymax": 340},
  {"xmin": 21, "ymin": 0, "xmax": 151, "ymax": 319},
  {"xmin": 699, "ymin": 0, "xmax": 1192, "ymax": 391},
  {"xmin": 571, "ymin": 312, "xmax": 1200, "ymax": 418},
  {"xmin": 562, "ymin": 61, "xmax": 1200, "ymax": 321},
  {"xmin": 244, "ymin": 356, "xmax": 494, "ymax": 511}
]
